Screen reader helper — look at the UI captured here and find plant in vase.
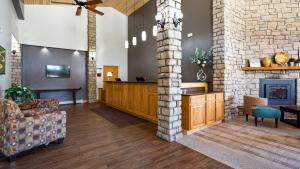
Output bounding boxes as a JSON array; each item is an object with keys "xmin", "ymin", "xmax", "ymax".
[
  {"xmin": 5, "ymin": 84, "xmax": 34, "ymax": 105},
  {"xmin": 190, "ymin": 48, "xmax": 213, "ymax": 81},
  {"xmin": 295, "ymin": 59, "xmax": 300, "ymax": 67},
  {"xmin": 289, "ymin": 58, "xmax": 296, "ymax": 67}
]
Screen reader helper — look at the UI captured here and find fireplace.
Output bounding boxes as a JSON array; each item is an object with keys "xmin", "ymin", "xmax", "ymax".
[{"xmin": 259, "ymin": 79, "xmax": 296, "ymax": 106}]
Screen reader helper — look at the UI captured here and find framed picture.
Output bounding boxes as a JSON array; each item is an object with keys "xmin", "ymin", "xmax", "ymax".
[
  {"xmin": 0, "ymin": 45, "xmax": 5, "ymax": 74},
  {"xmin": 249, "ymin": 59, "xmax": 261, "ymax": 67}
]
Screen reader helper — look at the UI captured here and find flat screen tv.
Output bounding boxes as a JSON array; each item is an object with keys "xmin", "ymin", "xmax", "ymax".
[{"xmin": 46, "ymin": 65, "xmax": 71, "ymax": 78}]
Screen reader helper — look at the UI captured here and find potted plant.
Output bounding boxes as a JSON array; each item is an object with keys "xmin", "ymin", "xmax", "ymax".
[
  {"xmin": 190, "ymin": 48, "xmax": 213, "ymax": 81},
  {"xmin": 295, "ymin": 59, "xmax": 300, "ymax": 67},
  {"xmin": 5, "ymin": 84, "xmax": 34, "ymax": 105},
  {"xmin": 289, "ymin": 58, "xmax": 296, "ymax": 67}
]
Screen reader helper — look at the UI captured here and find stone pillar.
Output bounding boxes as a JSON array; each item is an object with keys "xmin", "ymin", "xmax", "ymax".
[
  {"xmin": 156, "ymin": 0, "xmax": 183, "ymax": 142},
  {"xmin": 87, "ymin": 11, "xmax": 97, "ymax": 103},
  {"xmin": 11, "ymin": 42, "xmax": 22, "ymax": 85}
]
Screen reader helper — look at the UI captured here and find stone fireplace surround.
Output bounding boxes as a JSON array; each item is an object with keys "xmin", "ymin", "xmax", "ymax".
[{"xmin": 212, "ymin": 0, "xmax": 300, "ymax": 119}]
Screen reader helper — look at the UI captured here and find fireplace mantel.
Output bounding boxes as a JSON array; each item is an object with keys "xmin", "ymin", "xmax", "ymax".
[{"xmin": 241, "ymin": 67, "xmax": 300, "ymax": 71}]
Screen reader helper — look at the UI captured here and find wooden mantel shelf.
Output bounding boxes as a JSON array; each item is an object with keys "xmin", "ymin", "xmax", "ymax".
[{"xmin": 241, "ymin": 66, "xmax": 300, "ymax": 71}]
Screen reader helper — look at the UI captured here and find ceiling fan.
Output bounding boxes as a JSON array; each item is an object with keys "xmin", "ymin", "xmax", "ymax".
[{"xmin": 51, "ymin": 0, "xmax": 104, "ymax": 16}]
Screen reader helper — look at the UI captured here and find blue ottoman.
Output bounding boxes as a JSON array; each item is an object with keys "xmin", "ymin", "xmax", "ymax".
[{"xmin": 252, "ymin": 106, "xmax": 281, "ymax": 128}]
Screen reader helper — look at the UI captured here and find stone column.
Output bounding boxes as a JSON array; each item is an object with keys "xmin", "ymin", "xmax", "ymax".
[
  {"xmin": 11, "ymin": 42, "xmax": 22, "ymax": 85},
  {"xmin": 156, "ymin": 0, "xmax": 183, "ymax": 142},
  {"xmin": 87, "ymin": 11, "xmax": 97, "ymax": 103}
]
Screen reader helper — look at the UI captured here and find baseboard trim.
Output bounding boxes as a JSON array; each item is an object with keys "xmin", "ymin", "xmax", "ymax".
[{"xmin": 59, "ymin": 99, "xmax": 87, "ymax": 105}]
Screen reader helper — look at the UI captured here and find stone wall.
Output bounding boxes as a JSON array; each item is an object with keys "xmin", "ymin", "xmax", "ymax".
[
  {"xmin": 156, "ymin": 0, "xmax": 183, "ymax": 142},
  {"xmin": 213, "ymin": 0, "xmax": 300, "ymax": 118},
  {"xmin": 87, "ymin": 11, "xmax": 97, "ymax": 103},
  {"xmin": 244, "ymin": 0, "xmax": 300, "ymax": 104},
  {"xmin": 213, "ymin": 0, "xmax": 246, "ymax": 119}
]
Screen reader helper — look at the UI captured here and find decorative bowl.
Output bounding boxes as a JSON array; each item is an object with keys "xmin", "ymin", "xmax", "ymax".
[
  {"xmin": 261, "ymin": 57, "xmax": 271, "ymax": 67},
  {"xmin": 274, "ymin": 52, "xmax": 289, "ymax": 65}
]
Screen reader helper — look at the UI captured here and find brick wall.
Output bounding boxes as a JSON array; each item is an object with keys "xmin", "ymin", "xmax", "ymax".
[{"xmin": 87, "ymin": 11, "xmax": 97, "ymax": 103}]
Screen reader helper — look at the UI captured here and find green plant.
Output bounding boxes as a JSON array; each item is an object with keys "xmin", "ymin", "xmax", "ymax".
[
  {"xmin": 190, "ymin": 48, "xmax": 213, "ymax": 68},
  {"xmin": 295, "ymin": 59, "xmax": 300, "ymax": 64},
  {"xmin": 5, "ymin": 84, "xmax": 34, "ymax": 102},
  {"xmin": 289, "ymin": 58, "xmax": 296, "ymax": 63}
]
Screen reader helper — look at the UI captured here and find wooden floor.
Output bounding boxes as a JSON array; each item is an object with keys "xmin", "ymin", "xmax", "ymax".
[{"xmin": 0, "ymin": 104, "xmax": 229, "ymax": 169}]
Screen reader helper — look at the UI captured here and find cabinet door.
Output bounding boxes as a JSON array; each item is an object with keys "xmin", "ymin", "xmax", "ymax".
[
  {"xmin": 191, "ymin": 104, "xmax": 206, "ymax": 129},
  {"xmin": 206, "ymin": 94, "xmax": 216, "ymax": 125},
  {"xmin": 216, "ymin": 93, "xmax": 224, "ymax": 121}
]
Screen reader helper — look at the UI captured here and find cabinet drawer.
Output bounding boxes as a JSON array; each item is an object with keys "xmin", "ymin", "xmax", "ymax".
[
  {"xmin": 190, "ymin": 95, "xmax": 205, "ymax": 106},
  {"xmin": 206, "ymin": 94, "xmax": 216, "ymax": 101}
]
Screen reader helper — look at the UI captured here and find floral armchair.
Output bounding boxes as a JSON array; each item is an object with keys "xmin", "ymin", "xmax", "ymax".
[{"xmin": 0, "ymin": 99, "xmax": 66, "ymax": 162}]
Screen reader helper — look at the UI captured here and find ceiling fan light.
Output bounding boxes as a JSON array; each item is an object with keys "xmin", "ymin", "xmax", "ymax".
[
  {"xmin": 132, "ymin": 37, "xmax": 137, "ymax": 46},
  {"xmin": 152, "ymin": 25, "xmax": 158, "ymax": 37},
  {"xmin": 76, "ymin": 6, "xmax": 82, "ymax": 16},
  {"xmin": 125, "ymin": 40, "xmax": 129, "ymax": 49},
  {"xmin": 141, "ymin": 31, "xmax": 147, "ymax": 41}
]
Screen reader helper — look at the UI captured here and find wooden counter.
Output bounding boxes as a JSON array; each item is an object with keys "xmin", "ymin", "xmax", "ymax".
[
  {"xmin": 104, "ymin": 81, "xmax": 225, "ymax": 133},
  {"xmin": 182, "ymin": 92, "xmax": 224, "ymax": 134},
  {"xmin": 105, "ymin": 81, "xmax": 158, "ymax": 123}
]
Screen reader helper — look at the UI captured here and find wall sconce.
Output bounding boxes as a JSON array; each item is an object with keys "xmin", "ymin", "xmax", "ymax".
[
  {"xmin": 155, "ymin": 13, "xmax": 166, "ymax": 28},
  {"xmin": 173, "ymin": 12, "xmax": 183, "ymax": 28},
  {"xmin": 155, "ymin": 11, "xmax": 183, "ymax": 29}
]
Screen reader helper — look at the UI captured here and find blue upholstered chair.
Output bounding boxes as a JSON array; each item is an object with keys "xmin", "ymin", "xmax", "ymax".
[{"xmin": 252, "ymin": 106, "xmax": 281, "ymax": 128}]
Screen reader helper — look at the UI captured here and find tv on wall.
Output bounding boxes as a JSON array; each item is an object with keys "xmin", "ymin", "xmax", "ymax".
[{"xmin": 46, "ymin": 65, "xmax": 71, "ymax": 78}]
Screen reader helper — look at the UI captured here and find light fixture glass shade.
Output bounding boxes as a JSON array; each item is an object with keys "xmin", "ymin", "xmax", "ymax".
[
  {"xmin": 132, "ymin": 37, "xmax": 137, "ymax": 46},
  {"xmin": 155, "ymin": 13, "xmax": 162, "ymax": 21},
  {"xmin": 125, "ymin": 40, "xmax": 129, "ymax": 49},
  {"xmin": 177, "ymin": 12, "xmax": 183, "ymax": 19},
  {"xmin": 152, "ymin": 25, "xmax": 158, "ymax": 37},
  {"xmin": 107, "ymin": 72, "xmax": 113, "ymax": 77},
  {"xmin": 141, "ymin": 31, "xmax": 147, "ymax": 41}
]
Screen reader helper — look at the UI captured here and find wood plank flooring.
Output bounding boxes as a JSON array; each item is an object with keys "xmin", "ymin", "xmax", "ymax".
[{"xmin": 0, "ymin": 104, "xmax": 230, "ymax": 169}]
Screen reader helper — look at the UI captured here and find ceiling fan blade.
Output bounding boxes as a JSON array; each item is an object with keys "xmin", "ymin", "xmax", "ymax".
[
  {"xmin": 76, "ymin": 6, "xmax": 82, "ymax": 16},
  {"xmin": 86, "ymin": 0, "xmax": 103, "ymax": 6},
  {"xmin": 86, "ymin": 6, "xmax": 104, "ymax": 15}
]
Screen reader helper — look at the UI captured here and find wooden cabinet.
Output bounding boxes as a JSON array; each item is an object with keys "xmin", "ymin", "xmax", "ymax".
[
  {"xmin": 182, "ymin": 92, "xmax": 224, "ymax": 133},
  {"xmin": 105, "ymin": 82, "xmax": 157, "ymax": 123},
  {"xmin": 206, "ymin": 94, "xmax": 216, "ymax": 125},
  {"xmin": 216, "ymin": 93, "xmax": 225, "ymax": 121}
]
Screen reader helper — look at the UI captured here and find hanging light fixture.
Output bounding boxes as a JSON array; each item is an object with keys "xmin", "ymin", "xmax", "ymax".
[
  {"xmin": 132, "ymin": 0, "xmax": 137, "ymax": 46},
  {"xmin": 125, "ymin": 0, "xmax": 129, "ymax": 49},
  {"xmin": 141, "ymin": 0, "xmax": 147, "ymax": 41},
  {"xmin": 152, "ymin": 25, "xmax": 158, "ymax": 37}
]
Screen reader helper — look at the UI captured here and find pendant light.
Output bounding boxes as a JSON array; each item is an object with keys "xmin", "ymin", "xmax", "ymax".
[
  {"xmin": 141, "ymin": 0, "xmax": 147, "ymax": 41},
  {"xmin": 132, "ymin": 0, "xmax": 137, "ymax": 46},
  {"xmin": 152, "ymin": 25, "xmax": 158, "ymax": 37},
  {"xmin": 125, "ymin": 0, "xmax": 129, "ymax": 49}
]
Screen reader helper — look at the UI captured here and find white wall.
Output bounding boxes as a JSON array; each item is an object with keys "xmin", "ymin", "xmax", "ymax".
[
  {"xmin": 0, "ymin": 0, "xmax": 19, "ymax": 97},
  {"xmin": 96, "ymin": 7, "xmax": 128, "ymax": 89},
  {"xmin": 18, "ymin": 5, "xmax": 88, "ymax": 51}
]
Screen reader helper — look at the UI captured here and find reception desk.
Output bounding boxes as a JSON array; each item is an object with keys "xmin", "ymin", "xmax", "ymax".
[
  {"xmin": 105, "ymin": 81, "xmax": 158, "ymax": 123},
  {"xmin": 104, "ymin": 82, "xmax": 225, "ymax": 133}
]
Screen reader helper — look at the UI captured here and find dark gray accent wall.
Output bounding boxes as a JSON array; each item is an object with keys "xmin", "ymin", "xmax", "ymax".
[
  {"xmin": 128, "ymin": 0, "xmax": 213, "ymax": 83},
  {"xmin": 22, "ymin": 45, "xmax": 87, "ymax": 102}
]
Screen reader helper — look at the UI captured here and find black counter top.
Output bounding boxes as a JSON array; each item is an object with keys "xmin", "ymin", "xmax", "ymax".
[{"xmin": 182, "ymin": 91, "xmax": 223, "ymax": 96}]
